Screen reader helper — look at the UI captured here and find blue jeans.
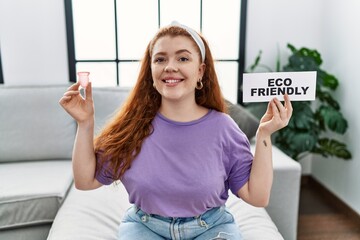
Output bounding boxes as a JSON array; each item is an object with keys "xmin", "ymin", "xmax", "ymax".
[{"xmin": 118, "ymin": 205, "xmax": 243, "ymax": 240}]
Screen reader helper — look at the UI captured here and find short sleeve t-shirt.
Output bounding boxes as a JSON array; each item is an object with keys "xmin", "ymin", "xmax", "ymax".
[{"xmin": 95, "ymin": 109, "xmax": 253, "ymax": 217}]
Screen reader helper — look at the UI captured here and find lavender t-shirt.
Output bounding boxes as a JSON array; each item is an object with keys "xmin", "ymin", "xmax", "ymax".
[{"xmin": 95, "ymin": 110, "xmax": 253, "ymax": 217}]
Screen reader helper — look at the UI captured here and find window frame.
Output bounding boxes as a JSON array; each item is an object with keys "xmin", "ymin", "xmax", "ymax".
[
  {"xmin": 64, "ymin": 0, "xmax": 247, "ymax": 104},
  {"xmin": 0, "ymin": 45, "xmax": 4, "ymax": 84}
]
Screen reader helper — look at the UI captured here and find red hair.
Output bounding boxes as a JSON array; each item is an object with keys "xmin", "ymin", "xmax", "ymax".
[{"xmin": 94, "ymin": 25, "xmax": 227, "ymax": 179}]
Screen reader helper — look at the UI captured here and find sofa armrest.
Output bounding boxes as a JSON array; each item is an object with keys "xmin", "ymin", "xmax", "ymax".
[{"xmin": 250, "ymin": 144, "xmax": 301, "ymax": 240}]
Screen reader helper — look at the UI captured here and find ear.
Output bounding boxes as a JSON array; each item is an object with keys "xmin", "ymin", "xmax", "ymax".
[{"xmin": 198, "ymin": 63, "xmax": 206, "ymax": 79}]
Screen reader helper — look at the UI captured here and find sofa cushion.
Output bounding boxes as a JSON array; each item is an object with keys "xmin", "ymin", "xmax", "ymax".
[
  {"xmin": 0, "ymin": 85, "xmax": 76, "ymax": 162},
  {"xmin": 0, "ymin": 161, "xmax": 73, "ymax": 230},
  {"xmin": 47, "ymin": 184, "xmax": 130, "ymax": 240},
  {"xmin": 226, "ymin": 100, "xmax": 259, "ymax": 140},
  {"xmin": 227, "ymin": 196, "xmax": 283, "ymax": 240},
  {"xmin": 92, "ymin": 87, "xmax": 130, "ymax": 135},
  {"xmin": 47, "ymin": 183, "xmax": 283, "ymax": 240}
]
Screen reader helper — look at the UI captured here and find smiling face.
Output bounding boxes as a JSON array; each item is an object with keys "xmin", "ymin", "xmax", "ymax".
[{"xmin": 151, "ymin": 35, "xmax": 205, "ymax": 104}]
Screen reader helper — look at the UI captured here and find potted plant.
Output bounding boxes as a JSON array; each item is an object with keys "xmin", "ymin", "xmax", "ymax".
[{"xmin": 246, "ymin": 43, "xmax": 352, "ymax": 160}]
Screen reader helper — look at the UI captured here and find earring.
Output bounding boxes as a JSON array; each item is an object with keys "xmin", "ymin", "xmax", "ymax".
[
  {"xmin": 153, "ymin": 82, "xmax": 156, "ymax": 89},
  {"xmin": 195, "ymin": 79, "xmax": 203, "ymax": 90}
]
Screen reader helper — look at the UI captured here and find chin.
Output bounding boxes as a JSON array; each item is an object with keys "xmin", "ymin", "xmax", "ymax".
[{"xmin": 162, "ymin": 95, "xmax": 183, "ymax": 102}]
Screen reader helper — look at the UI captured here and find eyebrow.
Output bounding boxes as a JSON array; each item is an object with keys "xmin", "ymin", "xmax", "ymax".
[{"xmin": 153, "ymin": 49, "xmax": 192, "ymax": 56}]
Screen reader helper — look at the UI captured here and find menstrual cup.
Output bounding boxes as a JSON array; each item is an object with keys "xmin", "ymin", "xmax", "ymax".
[{"xmin": 77, "ymin": 72, "xmax": 90, "ymax": 88}]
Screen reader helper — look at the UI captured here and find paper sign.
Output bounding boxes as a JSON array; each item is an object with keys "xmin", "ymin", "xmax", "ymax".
[{"xmin": 242, "ymin": 71, "xmax": 317, "ymax": 102}]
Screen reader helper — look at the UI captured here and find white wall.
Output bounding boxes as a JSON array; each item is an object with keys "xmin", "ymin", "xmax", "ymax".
[
  {"xmin": 1, "ymin": 0, "xmax": 359, "ymax": 214},
  {"xmin": 0, "ymin": 0, "xmax": 68, "ymax": 85},
  {"xmin": 246, "ymin": 0, "xmax": 360, "ymax": 214},
  {"xmin": 245, "ymin": 0, "xmax": 325, "ymax": 71},
  {"xmin": 311, "ymin": 0, "xmax": 360, "ymax": 215}
]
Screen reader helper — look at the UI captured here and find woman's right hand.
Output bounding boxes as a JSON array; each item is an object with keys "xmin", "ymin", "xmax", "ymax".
[{"xmin": 59, "ymin": 82, "xmax": 94, "ymax": 124}]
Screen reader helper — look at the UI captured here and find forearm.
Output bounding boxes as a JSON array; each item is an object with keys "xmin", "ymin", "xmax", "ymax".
[
  {"xmin": 245, "ymin": 128, "xmax": 273, "ymax": 206},
  {"xmin": 72, "ymin": 119, "xmax": 100, "ymax": 190},
  {"xmin": 239, "ymin": 95, "xmax": 292, "ymax": 207}
]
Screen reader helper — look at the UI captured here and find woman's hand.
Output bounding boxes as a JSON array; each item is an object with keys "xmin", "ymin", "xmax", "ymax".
[
  {"xmin": 258, "ymin": 94, "xmax": 293, "ymax": 136},
  {"xmin": 59, "ymin": 82, "xmax": 94, "ymax": 124}
]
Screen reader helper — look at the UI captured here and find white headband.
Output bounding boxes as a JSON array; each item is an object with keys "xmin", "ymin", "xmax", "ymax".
[{"xmin": 169, "ymin": 21, "xmax": 206, "ymax": 62}]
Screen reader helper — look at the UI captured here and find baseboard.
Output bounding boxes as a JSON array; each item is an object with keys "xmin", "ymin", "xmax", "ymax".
[{"xmin": 301, "ymin": 175, "xmax": 360, "ymax": 225}]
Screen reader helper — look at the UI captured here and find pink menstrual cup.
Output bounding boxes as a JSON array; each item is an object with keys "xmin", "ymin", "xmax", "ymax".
[{"xmin": 77, "ymin": 72, "xmax": 90, "ymax": 88}]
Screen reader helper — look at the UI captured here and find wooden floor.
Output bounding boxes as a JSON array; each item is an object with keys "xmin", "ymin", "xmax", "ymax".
[{"xmin": 297, "ymin": 177, "xmax": 360, "ymax": 240}]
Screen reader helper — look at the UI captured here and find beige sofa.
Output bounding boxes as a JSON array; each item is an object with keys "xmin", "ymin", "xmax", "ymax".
[{"xmin": 0, "ymin": 85, "xmax": 301, "ymax": 240}]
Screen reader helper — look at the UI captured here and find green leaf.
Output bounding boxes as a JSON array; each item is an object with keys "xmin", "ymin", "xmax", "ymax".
[
  {"xmin": 284, "ymin": 45, "xmax": 323, "ymax": 72},
  {"xmin": 317, "ymin": 138, "xmax": 352, "ymax": 159},
  {"xmin": 275, "ymin": 128, "xmax": 318, "ymax": 160},
  {"xmin": 318, "ymin": 106, "xmax": 348, "ymax": 134},
  {"xmin": 298, "ymin": 47, "xmax": 322, "ymax": 65},
  {"xmin": 274, "ymin": 129, "xmax": 299, "ymax": 159},
  {"xmin": 249, "ymin": 50, "xmax": 262, "ymax": 71},
  {"xmin": 316, "ymin": 90, "xmax": 340, "ymax": 110},
  {"xmin": 287, "ymin": 43, "xmax": 297, "ymax": 53},
  {"xmin": 290, "ymin": 102, "xmax": 315, "ymax": 130},
  {"xmin": 276, "ymin": 44, "xmax": 281, "ymax": 72},
  {"xmin": 317, "ymin": 70, "xmax": 339, "ymax": 90},
  {"xmin": 288, "ymin": 132, "xmax": 318, "ymax": 153},
  {"xmin": 285, "ymin": 54, "xmax": 319, "ymax": 71}
]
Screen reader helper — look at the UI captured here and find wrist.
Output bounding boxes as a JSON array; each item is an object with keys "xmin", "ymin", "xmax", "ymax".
[
  {"xmin": 77, "ymin": 117, "xmax": 94, "ymax": 129},
  {"xmin": 256, "ymin": 127, "xmax": 272, "ymax": 148},
  {"xmin": 256, "ymin": 126, "xmax": 271, "ymax": 140}
]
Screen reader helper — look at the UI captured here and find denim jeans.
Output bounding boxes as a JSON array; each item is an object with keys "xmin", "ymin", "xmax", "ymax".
[{"xmin": 118, "ymin": 205, "xmax": 243, "ymax": 240}]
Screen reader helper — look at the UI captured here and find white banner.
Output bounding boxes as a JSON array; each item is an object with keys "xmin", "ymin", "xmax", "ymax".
[{"xmin": 242, "ymin": 71, "xmax": 317, "ymax": 102}]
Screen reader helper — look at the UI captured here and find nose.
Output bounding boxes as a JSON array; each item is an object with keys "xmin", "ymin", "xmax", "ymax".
[{"xmin": 164, "ymin": 65, "xmax": 179, "ymax": 72}]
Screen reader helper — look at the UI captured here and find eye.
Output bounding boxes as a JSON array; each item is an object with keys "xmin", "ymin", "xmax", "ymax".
[
  {"xmin": 154, "ymin": 57, "xmax": 165, "ymax": 63},
  {"xmin": 179, "ymin": 57, "xmax": 189, "ymax": 62}
]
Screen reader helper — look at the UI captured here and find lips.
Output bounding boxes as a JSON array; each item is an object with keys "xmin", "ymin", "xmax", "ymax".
[
  {"xmin": 163, "ymin": 79, "xmax": 183, "ymax": 83},
  {"xmin": 161, "ymin": 76, "xmax": 184, "ymax": 86}
]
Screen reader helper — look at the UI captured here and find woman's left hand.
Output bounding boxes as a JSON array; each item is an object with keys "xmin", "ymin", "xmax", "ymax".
[{"xmin": 258, "ymin": 94, "xmax": 293, "ymax": 136}]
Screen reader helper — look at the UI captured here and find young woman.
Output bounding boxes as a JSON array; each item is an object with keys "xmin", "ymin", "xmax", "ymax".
[{"xmin": 59, "ymin": 22, "xmax": 292, "ymax": 240}]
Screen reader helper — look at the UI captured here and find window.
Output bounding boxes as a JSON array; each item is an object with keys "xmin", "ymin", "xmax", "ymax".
[{"xmin": 65, "ymin": 0, "xmax": 247, "ymax": 103}]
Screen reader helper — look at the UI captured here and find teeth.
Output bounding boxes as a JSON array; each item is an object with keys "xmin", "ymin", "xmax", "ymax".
[{"xmin": 165, "ymin": 79, "xmax": 181, "ymax": 83}]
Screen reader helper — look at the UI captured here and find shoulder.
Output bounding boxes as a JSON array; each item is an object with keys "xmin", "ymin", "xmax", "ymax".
[
  {"xmin": 208, "ymin": 110, "xmax": 249, "ymax": 145},
  {"xmin": 210, "ymin": 110, "xmax": 244, "ymax": 133},
  {"xmin": 208, "ymin": 110, "xmax": 234, "ymax": 124}
]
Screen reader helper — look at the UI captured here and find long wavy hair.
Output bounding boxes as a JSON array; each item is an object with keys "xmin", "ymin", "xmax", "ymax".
[{"xmin": 94, "ymin": 25, "xmax": 227, "ymax": 180}]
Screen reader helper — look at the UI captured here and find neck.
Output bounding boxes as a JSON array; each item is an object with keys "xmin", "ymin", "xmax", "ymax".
[{"xmin": 159, "ymin": 98, "xmax": 208, "ymax": 122}]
